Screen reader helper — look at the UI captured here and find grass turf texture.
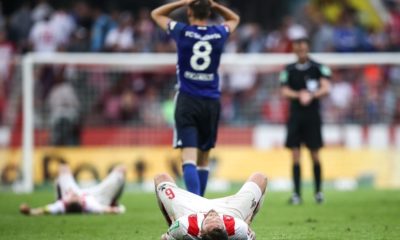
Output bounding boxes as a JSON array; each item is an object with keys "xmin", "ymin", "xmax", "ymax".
[{"xmin": 0, "ymin": 189, "xmax": 399, "ymax": 239}]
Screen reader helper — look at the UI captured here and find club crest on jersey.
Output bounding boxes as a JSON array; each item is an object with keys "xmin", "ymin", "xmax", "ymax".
[
  {"xmin": 158, "ymin": 184, "xmax": 167, "ymax": 192},
  {"xmin": 251, "ymin": 198, "xmax": 257, "ymax": 208}
]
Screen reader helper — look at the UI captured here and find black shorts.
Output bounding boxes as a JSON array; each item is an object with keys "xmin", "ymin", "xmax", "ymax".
[
  {"xmin": 285, "ymin": 114, "xmax": 323, "ymax": 150},
  {"xmin": 173, "ymin": 92, "xmax": 220, "ymax": 151}
]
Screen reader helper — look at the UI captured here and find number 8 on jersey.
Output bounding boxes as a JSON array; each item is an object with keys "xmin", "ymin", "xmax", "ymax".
[{"xmin": 191, "ymin": 41, "xmax": 212, "ymax": 71}]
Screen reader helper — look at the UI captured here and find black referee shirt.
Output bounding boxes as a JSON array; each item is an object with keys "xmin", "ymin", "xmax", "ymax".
[{"xmin": 280, "ymin": 59, "xmax": 331, "ymax": 117}]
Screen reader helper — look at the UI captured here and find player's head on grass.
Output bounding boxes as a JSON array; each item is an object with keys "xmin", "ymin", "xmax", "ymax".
[
  {"xmin": 65, "ymin": 201, "xmax": 84, "ymax": 213},
  {"xmin": 201, "ymin": 228, "xmax": 228, "ymax": 240},
  {"xmin": 64, "ymin": 191, "xmax": 84, "ymax": 213},
  {"xmin": 200, "ymin": 209, "xmax": 228, "ymax": 240},
  {"xmin": 188, "ymin": 0, "xmax": 211, "ymax": 21}
]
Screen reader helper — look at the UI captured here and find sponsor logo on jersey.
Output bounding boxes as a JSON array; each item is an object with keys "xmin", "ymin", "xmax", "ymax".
[{"xmin": 184, "ymin": 31, "xmax": 222, "ymax": 40}]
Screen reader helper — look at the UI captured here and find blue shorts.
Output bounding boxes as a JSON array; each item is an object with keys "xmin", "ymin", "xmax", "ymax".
[{"xmin": 173, "ymin": 92, "xmax": 220, "ymax": 151}]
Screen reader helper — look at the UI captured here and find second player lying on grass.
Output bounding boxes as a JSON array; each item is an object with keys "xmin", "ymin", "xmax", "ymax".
[
  {"xmin": 20, "ymin": 164, "xmax": 126, "ymax": 215},
  {"xmin": 155, "ymin": 172, "xmax": 267, "ymax": 240}
]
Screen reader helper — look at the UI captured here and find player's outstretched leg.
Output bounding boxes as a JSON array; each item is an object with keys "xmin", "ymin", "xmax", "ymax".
[
  {"xmin": 245, "ymin": 172, "xmax": 268, "ymax": 224},
  {"xmin": 154, "ymin": 173, "xmax": 176, "ymax": 226},
  {"xmin": 310, "ymin": 150, "xmax": 324, "ymax": 204},
  {"xmin": 56, "ymin": 164, "xmax": 82, "ymax": 197},
  {"xmin": 83, "ymin": 165, "xmax": 126, "ymax": 206}
]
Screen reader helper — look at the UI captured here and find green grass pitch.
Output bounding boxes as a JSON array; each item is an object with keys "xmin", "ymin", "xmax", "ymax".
[{"xmin": 0, "ymin": 189, "xmax": 399, "ymax": 239}]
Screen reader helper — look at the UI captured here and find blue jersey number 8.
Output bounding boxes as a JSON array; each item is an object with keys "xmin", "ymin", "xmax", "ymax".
[{"xmin": 190, "ymin": 41, "xmax": 212, "ymax": 71}]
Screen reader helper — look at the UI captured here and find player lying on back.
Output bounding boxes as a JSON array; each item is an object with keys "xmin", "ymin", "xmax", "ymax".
[
  {"xmin": 19, "ymin": 164, "xmax": 126, "ymax": 215},
  {"xmin": 155, "ymin": 173, "xmax": 267, "ymax": 240}
]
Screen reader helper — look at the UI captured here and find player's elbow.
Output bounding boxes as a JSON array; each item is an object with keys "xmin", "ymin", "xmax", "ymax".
[
  {"xmin": 151, "ymin": 10, "xmax": 157, "ymax": 21},
  {"xmin": 234, "ymin": 15, "xmax": 241, "ymax": 24},
  {"xmin": 151, "ymin": 9, "xmax": 161, "ymax": 22},
  {"xmin": 231, "ymin": 15, "xmax": 240, "ymax": 28}
]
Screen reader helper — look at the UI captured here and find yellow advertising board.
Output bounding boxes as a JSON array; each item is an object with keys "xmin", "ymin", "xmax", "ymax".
[{"xmin": 1, "ymin": 147, "xmax": 399, "ymax": 188}]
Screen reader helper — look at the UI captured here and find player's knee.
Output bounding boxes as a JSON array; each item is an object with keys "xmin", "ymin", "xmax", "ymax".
[
  {"xmin": 310, "ymin": 152, "xmax": 320, "ymax": 164},
  {"xmin": 248, "ymin": 173, "xmax": 268, "ymax": 192},
  {"xmin": 292, "ymin": 149, "xmax": 301, "ymax": 162},
  {"xmin": 58, "ymin": 164, "xmax": 70, "ymax": 174},
  {"xmin": 154, "ymin": 173, "xmax": 173, "ymax": 185},
  {"xmin": 154, "ymin": 173, "xmax": 167, "ymax": 183},
  {"xmin": 249, "ymin": 172, "xmax": 266, "ymax": 181},
  {"xmin": 114, "ymin": 165, "xmax": 127, "ymax": 175},
  {"xmin": 312, "ymin": 157, "xmax": 320, "ymax": 164}
]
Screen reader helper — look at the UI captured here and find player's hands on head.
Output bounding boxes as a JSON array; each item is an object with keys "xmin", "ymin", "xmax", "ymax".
[
  {"xmin": 182, "ymin": 0, "xmax": 196, "ymax": 5},
  {"xmin": 208, "ymin": 0, "xmax": 217, "ymax": 7},
  {"xmin": 248, "ymin": 228, "xmax": 256, "ymax": 240},
  {"xmin": 19, "ymin": 203, "xmax": 31, "ymax": 215},
  {"xmin": 299, "ymin": 90, "xmax": 313, "ymax": 106}
]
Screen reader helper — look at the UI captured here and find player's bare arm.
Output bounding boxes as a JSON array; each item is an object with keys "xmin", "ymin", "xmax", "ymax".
[
  {"xmin": 209, "ymin": 0, "xmax": 240, "ymax": 32},
  {"xmin": 311, "ymin": 78, "xmax": 331, "ymax": 99},
  {"xmin": 281, "ymin": 86, "xmax": 300, "ymax": 100},
  {"xmin": 20, "ymin": 203, "xmax": 39, "ymax": 216},
  {"xmin": 281, "ymin": 81, "xmax": 330, "ymax": 106},
  {"xmin": 298, "ymin": 78, "xmax": 330, "ymax": 106},
  {"xmin": 248, "ymin": 227, "xmax": 256, "ymax": 240},
  {"xmin": 102, "ymin": 205, "xmax": 126, "ymax": 214},
  {"xmin": 160, "ymin": 233, "xmax": 168, "ymax": 240},
  {"xmin": 151, "ymin": 0, "xmax": 195, "ymax": 31},
  {"xmin": 20, "ymin": 203, "xmax": 50, "ymax": 216},
  {"xmin": 160, "ymin": 233, "xmax": 177, "ymax": 240}
]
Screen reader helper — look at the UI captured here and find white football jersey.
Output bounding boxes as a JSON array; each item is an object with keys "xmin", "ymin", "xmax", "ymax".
[
  {"xmin": 105, "ymin": 27, "xmax": 134, "ymax": 51},
  {"xmin": 29, "ymin": 21, "xmax": 64, "ymax": 52},
  {"xmin": 164, "ymin": 213, "xmax": 253, "ymax": 240}
]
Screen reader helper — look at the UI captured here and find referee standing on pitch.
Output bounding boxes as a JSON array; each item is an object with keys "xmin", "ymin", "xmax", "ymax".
[{"xmin": 280, "ymin": 32, "xmax": 331, "ymax": 205}]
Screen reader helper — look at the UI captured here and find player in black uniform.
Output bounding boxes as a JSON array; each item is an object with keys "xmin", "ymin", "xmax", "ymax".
[{"xmin": 280, "ymin": 35, "xmax": 331, "ymax": 204}]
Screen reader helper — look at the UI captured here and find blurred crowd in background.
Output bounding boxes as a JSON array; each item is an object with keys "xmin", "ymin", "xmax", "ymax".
[
  {"xmin": 0, "ymin": 0, "xmax": 400, "ymax": 145},
  {"xmin": 1, "ymin": 0, "xmax": 400, "ymax": 54}
]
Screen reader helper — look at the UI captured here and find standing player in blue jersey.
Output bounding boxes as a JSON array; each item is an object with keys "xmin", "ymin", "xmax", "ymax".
[{"xmin": 151, "ymin": 0, "xmax": 240, "ymax": 196}]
